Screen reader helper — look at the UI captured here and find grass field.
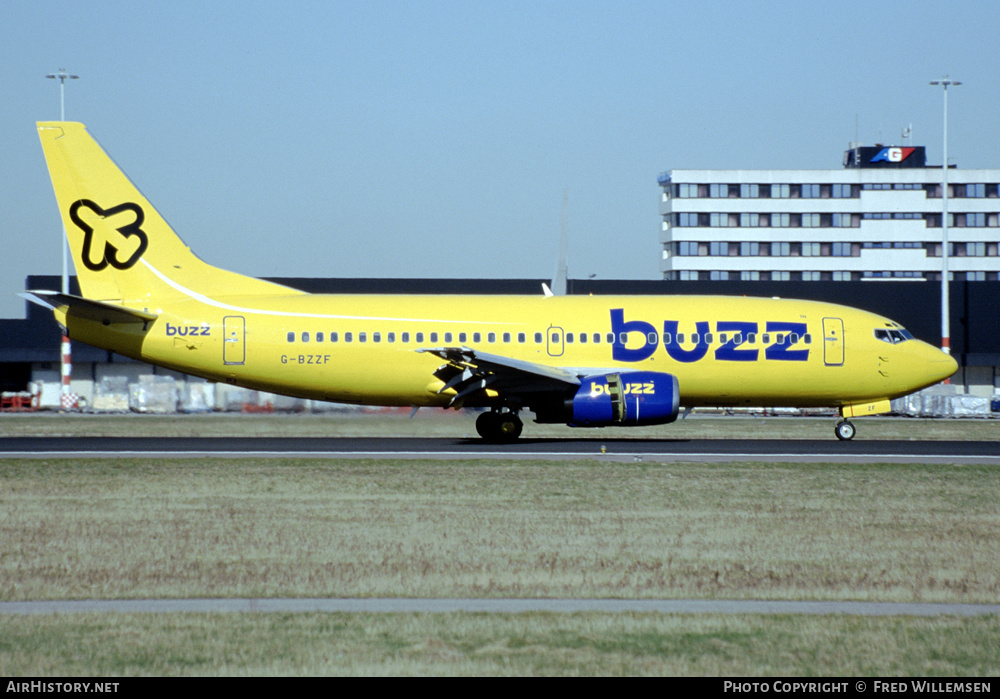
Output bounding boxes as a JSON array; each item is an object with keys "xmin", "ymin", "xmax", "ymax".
[
  {"xmin": 3, "ymin": 458, "xmax": 999, "ymax": 602},
  {"xmin": 1, "ymin": 453, "xmax": 998, "ymax": 675},
  {"xmin": 3, "ymin": 612, "xmax": 997, "ymax": 676}
]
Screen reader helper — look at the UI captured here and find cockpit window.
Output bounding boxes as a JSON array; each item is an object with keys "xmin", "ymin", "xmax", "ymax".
[{"xmin": 874, "ymin": 328, "xmax": 913, "ymax": 344}]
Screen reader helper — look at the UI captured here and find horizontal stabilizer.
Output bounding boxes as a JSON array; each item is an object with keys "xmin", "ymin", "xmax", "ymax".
[{"xmin": 20, "ymin": 290, "xmax": 159, "ymax": 324}]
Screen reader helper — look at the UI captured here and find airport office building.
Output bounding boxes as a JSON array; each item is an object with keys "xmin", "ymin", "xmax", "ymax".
[
  {"xmin": 1, "ymin": 144, "xmax": 998, "ymax": 409},
  {"xmin": 658, "ymin": 145, "xmax": 1000, "ymax": 283}
]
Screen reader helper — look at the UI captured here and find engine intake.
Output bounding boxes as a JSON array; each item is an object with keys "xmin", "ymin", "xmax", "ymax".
[{"xmin": 569, "ymin": 371, "xmax": 680, "ymax": 426}]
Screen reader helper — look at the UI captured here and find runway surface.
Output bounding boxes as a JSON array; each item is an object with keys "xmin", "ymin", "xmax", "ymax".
[
  {"xmin": 3, "ymin": 598, "xmax": 999, "ymax": 616},
  {"xmin": 1, "ymin": 436, "xmax": 997, "ymax": 463}
]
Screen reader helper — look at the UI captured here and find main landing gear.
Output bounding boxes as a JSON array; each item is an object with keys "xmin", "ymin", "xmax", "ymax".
[
  {"xmin": 835, "ymin": 419, "xmax": 856, "ymax": 441},
  {"xmin": 476, "ymin": 410, "xmax": 523, "ymax": 442}
]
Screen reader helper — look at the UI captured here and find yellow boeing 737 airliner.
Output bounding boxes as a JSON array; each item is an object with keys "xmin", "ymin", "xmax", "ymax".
[{"xmin": 26, "ymin": 122, "xmax": 957, "ymax": 441}]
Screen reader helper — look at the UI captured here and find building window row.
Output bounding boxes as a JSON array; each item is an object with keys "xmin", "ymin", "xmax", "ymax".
[
  {"xmin": 671, "ymin": 182, "xmax": 1000, "ymax": 199},
  {"xmin": 673, "ymin": 212, "xmax": 1000, "ymax": 228},
  {"xmin": 946, "ymin": 241, "xmax": 998, "ymax": 256},
  {"xmin": 673, "ymin": 241, "xmax": 862, "ymax": 257},
  {"xmin": 674, "ymin": 183, "xmax": 860, "ymax": 199},
  {"xmin": 670, "ymin": 241, "xmax": 1000, "ymax": 258},
  {"xmin": 665, "ymin": 270, "xmax": 1000, "ymax": 282}
]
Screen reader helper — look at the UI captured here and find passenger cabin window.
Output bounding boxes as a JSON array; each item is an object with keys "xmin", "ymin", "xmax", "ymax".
[
  {"xmin": 287, "ymin": 332, "xmax": 295, "ymax": 342},
  {"xmin": 301, "ymin": 332, "xmax": 310, "ymax": 342}
]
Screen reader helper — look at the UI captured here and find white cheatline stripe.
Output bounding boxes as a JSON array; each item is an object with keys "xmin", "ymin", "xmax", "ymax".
[{"xmin": 142, "ymin": 259, "xmax": 520, "ymax": 325}]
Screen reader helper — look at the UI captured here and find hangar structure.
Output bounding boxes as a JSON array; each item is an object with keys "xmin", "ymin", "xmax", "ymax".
[{"xmin": 1, "ymin": 275, "xmax": 997, "ymax": 410}]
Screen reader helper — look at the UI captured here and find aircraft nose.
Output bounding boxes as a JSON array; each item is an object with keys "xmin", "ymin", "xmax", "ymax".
[{"xmin": 922, "ymin": 343, "xmax": 959, "ymax": 383}]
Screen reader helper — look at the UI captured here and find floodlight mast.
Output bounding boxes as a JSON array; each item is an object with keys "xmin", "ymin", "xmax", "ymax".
[
  {"xmin": 45, "ymin": 68, "xmax": 79, "ymax": 409},
  {"xmin": 929, "ymin": 77, "xmax": 960, "ymax": 357}
]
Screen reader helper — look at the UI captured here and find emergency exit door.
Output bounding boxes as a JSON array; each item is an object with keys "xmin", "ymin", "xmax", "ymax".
[{"xmin": 546, "ymin": 326, "xmax": 564, "ymax": 357}]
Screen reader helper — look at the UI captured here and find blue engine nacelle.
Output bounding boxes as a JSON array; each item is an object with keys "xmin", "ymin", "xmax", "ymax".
[{"xmin": 569, "ymin": 371, "xmax": 680, "ymax": 427}]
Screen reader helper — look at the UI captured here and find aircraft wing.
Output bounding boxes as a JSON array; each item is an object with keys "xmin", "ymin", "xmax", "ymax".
[
  {"xmin": 418, "ymin": 346, "xmax": 587, "ymax": 408},
  {"xmin": 20, "ymin": 290, "xmax": 159, "ymax": 324}
]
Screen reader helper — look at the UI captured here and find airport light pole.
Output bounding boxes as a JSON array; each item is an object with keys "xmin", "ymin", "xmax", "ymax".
[
  {"xmin": 46, "ymin": 68, "xmax": 79, "ymax": 409},
  {"xmin": 929, "ymin": 76, "xmax": 960, "ymax": 356}
]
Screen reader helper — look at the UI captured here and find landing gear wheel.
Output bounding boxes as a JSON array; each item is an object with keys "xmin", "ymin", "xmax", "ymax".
[
  {"xmin": 475, "ymin": 411, "xmax": 497, "ymax": 440},
  {"xmin": 497, "ymin": 412, "xmax": 523, "ymax": 440},
  {"xmin": 476, "ymin": 411, "xmax": 523, "ymax": 442},
  {"xmin": 835, "ymin": 420, "xmax": 856, "ymax": 441}
]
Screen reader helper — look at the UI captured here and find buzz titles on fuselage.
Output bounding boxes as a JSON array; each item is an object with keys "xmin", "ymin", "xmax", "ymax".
[{"xmin": 609, "ymin": 309, "xmax": 809, "ymax": 364}]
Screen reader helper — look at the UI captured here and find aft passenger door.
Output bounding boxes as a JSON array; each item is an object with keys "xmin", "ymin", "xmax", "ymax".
[
  {"xmin": 822, "ymin": 317, "xmax": 844, "ymax": 366},
  {"xmin": 223, "ymin": 316, "xmax": 245, "ymax": 365}
]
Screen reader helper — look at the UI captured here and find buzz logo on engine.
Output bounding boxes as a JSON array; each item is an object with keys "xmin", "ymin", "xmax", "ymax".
[
  {"xmin": 590, "ymin": 381, "xmax": 655, "ymax": 397},
  {"xmin": 572, "ymin": 371, "xmax": 680, "ymax": 427}
]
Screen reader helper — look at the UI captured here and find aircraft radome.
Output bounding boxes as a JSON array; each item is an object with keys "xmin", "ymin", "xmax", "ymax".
[{"xmin": 25, "ymin": 122, "xmax": 957, "ymax": 441}]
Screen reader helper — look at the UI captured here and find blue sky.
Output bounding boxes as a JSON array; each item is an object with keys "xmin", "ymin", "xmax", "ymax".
[{"xmin": 2, "ymin": 0, "xmax": 998, "ymax": 318}]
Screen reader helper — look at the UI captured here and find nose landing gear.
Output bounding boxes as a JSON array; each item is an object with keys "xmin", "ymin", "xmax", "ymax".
[
  {"xmin": 476, "ymin": 410, "xmax": 523, "ymax": 442},
  {"xmin": 835, "ymin": 419, "xmax": 856, "ymax": 441}
]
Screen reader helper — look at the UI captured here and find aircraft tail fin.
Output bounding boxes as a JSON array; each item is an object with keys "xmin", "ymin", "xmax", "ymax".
[{"xmin": 36, "ymin": 122, "xmax": 300, "ymax": 306}]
